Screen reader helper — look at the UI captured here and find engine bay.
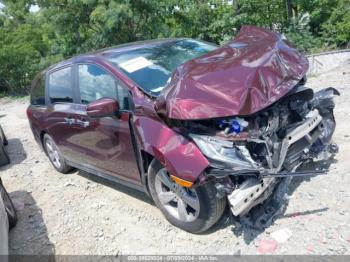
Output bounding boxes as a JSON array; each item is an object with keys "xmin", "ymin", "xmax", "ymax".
[{"xmin": 170, "ymin": 83, "xmax": 339, "ymax": 226}]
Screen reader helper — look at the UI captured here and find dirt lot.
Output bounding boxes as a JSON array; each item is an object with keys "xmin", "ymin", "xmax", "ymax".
[{"xmin": 1, "ymin": 64, "xmax": 350, "ymax": 255}]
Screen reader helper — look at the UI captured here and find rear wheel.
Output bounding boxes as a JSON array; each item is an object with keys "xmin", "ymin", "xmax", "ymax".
[
  {"xmin": 148, "ymin": 160, "xmax": 226, "ymax": 233},
  {"xmin": 43, "ymin": 134, "xmax": 72, "ymax": 174}
]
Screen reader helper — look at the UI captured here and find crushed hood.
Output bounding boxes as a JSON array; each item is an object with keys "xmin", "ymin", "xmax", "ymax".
[{"xmin": 155, "ymin": 25, "xmax": 309, "ymax": 120}]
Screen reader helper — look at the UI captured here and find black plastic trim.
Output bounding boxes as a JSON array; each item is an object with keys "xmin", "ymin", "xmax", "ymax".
[{"xmin": 65, "ymin": 160, "xmax": 146, "ymax": 193}]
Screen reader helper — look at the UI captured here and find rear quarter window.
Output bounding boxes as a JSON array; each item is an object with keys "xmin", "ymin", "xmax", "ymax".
[
  {"xmin": 30, "ymin": 75, "xmax": 46, "ymax": 106},
  {"xmin": 48, "ymin": 67, "xmax": 74, "ymax": 104}
]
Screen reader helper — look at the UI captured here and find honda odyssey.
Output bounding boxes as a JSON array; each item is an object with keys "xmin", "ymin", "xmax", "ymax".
[{"xmin": 27, "ymin": 26, "xmax": 338, "ymax": 233}]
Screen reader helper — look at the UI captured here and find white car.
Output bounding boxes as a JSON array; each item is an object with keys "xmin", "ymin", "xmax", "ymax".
[
  {"xmin": 0, "ymin": 192, "xmax": 9, "ymax": 256},
  {"xmin": 0, "ymin": 125, "xmax": 9, "ymax": 167},
  {"xmin": 0, "ymin": 178, "xmax": 17, "ymax": 256}
]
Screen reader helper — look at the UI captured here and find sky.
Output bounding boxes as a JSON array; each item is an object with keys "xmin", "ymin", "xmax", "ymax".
[
  {"xmin": 30, "ymin": 4, "xmax": 39, "ymax": 13},
  {"xmin": 0, "ymin": 3, "xmax": 40, "ymax": 13}
]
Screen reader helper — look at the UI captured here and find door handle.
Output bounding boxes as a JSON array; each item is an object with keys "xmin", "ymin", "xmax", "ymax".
[
  {"xmin": 76, "ymin": 119, "xmax": 90, "ymax": 128},
  {"xmin": 64, "ymin": 117, "xmax": 75, "ymax": 125}
]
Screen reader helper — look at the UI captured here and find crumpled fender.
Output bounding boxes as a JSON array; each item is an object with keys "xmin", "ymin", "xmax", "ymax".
[{"xmin": 132, "ymin": 116, "xmax": 209, "ymax": 182}]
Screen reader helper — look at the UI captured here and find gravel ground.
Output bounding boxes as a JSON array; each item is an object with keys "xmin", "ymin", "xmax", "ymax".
[{"xmin": 0, "ymin": 64, "xmax": 350, "ymax": 255}]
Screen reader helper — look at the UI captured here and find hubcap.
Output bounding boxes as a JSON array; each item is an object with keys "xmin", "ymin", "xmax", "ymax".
[
  {"xmin": 46, "ymin": 139, "xmax": 62, "ymax": 169},
  {"xmin": 155, "ymin": 168, "xmax": 200, "ymax": 222}
]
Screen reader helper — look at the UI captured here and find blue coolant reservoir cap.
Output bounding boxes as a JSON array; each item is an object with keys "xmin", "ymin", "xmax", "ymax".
[
  {"xmin": 218, "ymin": 117, "xmax": 248, "ymax": 135},
  {"xmin": 231, "ymin": 120, "xmax": 241, "ymax": 133}
]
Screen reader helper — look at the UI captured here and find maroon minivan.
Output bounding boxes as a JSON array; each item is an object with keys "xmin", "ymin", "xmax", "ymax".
[{"xmin": 27, "ymin": 26, "xmax": 338, "ymax": 233}]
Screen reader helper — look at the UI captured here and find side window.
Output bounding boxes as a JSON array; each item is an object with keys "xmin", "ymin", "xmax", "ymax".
[
  {"xmin": 78, "ymin": 64, "xmax": 133, "ymax": 110},
  {"xmin": 78, "ymin": 64, "xmax": 116, "ymax": 105},
  {"xmin": 48, "ymin": 67, "xmax": 73, "ymax": 104},
  {"xmin": 30, "ymin": 74, "xmax": 46, "ymax": 106}
]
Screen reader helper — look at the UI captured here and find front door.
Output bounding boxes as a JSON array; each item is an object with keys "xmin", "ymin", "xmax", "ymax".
[
  {"xmin": 67, "ymin": 64, "xmax": 140, "ymax": 185},
  {"xmin": 45, "ymin": 66, "xmax": 82, "ymax": 161}
]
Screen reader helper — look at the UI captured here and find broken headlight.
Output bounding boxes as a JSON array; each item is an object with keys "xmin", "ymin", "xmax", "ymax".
[{"xmin": 189, "ymin": 134, "xmax": 257, "ymax": 169}]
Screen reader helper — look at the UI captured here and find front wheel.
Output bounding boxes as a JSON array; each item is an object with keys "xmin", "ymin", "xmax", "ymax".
[{"xmin": 148, "ymin": 160, "xmax": 226, "ymax": 233}]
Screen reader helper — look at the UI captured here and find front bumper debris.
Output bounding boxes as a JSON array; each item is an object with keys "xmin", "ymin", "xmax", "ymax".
[
  {"xmin": 201, "ymin": 87, "xmax": 339, "ymax": 221},
  {"xmin": 223, "ymin": 108, "xmax": 333, "ymax": 217},
  {"xmin": 228, "ymin": 177, "xmax": 275, "ymax": 216}
]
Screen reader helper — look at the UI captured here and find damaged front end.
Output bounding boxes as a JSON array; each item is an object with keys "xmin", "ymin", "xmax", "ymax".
[{"xmin": 173, "ymin": 84, "xmax": 339, "ymax": 227}]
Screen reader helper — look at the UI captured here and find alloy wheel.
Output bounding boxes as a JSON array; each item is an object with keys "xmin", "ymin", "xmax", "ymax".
[
  {"xmin": 45, "ymin": 139, "xmax": 62, "ymax": 169},
  {"xmin": 155, "ymin": 168, "xmax": 200, "ymax": 222}
]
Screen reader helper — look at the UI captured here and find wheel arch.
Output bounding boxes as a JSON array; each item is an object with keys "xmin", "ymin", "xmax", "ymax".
[
  {"xmin": 139, "ymin": 149, "xmax": 154, "ymax": 194},
  {"xmin": 40, "ymin": 130, "xmax": 48, "ymax": 148}
]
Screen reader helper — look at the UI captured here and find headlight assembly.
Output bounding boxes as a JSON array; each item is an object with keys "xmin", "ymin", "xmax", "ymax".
[{"xmin": 189, "ymin": 134, "xmax": 257, "ymax": 169}]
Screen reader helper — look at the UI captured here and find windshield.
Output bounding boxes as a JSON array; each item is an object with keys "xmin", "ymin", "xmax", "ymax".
[{"xmin": 104, "ymin": 39, "xmax": 217, "ymax": 96}]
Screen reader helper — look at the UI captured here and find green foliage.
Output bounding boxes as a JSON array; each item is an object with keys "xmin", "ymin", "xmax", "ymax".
[
  {"xmin": 0, "ymin": 0, "xmax": 349, "ymax": 95},
  {"xmin": 0, "ymin": 1, "xmax": 50, "ymax": 94},
  {"xmin": 285, "ymin": 26, "xmax": 325, "ymax": 53},
  {"xmin": 322, "ymin": 0, "xmax": 350, "ymax": 47}
]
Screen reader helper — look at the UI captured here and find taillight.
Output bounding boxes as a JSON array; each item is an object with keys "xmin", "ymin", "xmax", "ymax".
[{"xmin": 26, "ymin": 107, "xmax": 33, "ymax": 119}]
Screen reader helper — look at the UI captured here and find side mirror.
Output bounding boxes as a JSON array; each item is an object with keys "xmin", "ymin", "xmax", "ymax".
[{"xmin": 86, "ymin": 98, "xmax": 120, "ymax": 118}]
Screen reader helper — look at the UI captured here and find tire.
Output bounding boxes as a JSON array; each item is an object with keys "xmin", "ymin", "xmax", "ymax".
[
  {"xmin": 0, "ymin": 179, "xmax": 17, "ymax": 229},
  {"xmin": 43, "ymin": 134, "xmax": 72, "ymax": 174},
  {"xmin": 0, "ymin": 126, "xmax": 8, "ymax": 146},
  {"xmin": 0, "ymin": 143, "xmax": 10, "ymax": 166},
  {"xmin": 148, "ymin": 159, "xmax": 226, "ymax": 233}
]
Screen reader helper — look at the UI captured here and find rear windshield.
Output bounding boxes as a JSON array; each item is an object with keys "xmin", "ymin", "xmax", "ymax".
[{"xmin": 104, "ymin": 39, "xmax": 217, "ymax": 96}]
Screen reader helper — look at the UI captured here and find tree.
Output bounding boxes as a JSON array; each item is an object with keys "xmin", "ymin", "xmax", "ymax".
[
  {"xmin": 322, "ymin": 0, "xmax": 350, "ymax": 47},
  {"xmin": 0, "ymin": 0, "xmax": 50, "ymax": 94},
  {"xmin": 0, "ymin": 0, "xmax": 349, "ymax": 95}
]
